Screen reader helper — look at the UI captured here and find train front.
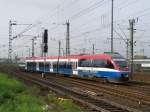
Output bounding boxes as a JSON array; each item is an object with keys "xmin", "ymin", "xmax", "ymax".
[
  {"xmin": 114, "ymin": 59, "xmax": 129, "ymax": 80},
  {"xmin": 105, "ymin": 52, "xmax": 129, "ymax": 83},
  {"xmin": 107, "ymin": 58, "xmax": 129, "ymax": 83}
]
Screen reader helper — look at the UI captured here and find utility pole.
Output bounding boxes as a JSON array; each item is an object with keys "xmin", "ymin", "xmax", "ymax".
[
  {"xmin": 57, "ymin": 40, "xmax": 61, "ymax": 73},
  {"xmin": 129, "ymin": 19, "xmax": 135, "ymax": 80},
  {"xmin": 31, "ymin": 36, "xmax": 36, "ymax": 57},
  {"xmin": 28, "ymin": 48, "xmax": 31, "ymax": 57},
  {"xmin": 41, "ymin": 31, "xmax": 44, "ymax": 57},
  {"xmin": 58, "ymin": 40, "xmax": 61, "ymax": 57},
  {"xmin": 8, "ymin": 21, "xmax": 31, "ymax": 61},
  {"xmin": 82, "ymin": 48, "xmax": 86, "ymax": 54},
  {"xmin": 66, "ymin": 20, "xmax": 70, "ymax": 56},
  {"xmin": 62, "ymin": 48, "xmax": 65, "ymax": 56},
  {"xmin": 8, "ymin": 20, "xmax": 16, "ymax": 62},
  {"xmin": 32, "ymin": 38, "xmax": 35, "ymax": 57},
  {"xmin": 126, "ymin": 39, "xmax": 129, "ymax": 61},
  {"xmin": 92, "ymin": 44, "xmax": 95, "ymax": 55},
  {"xmin": 111, "ymin": 0, "xmax": 114, "ymax": 53},
  {"xmin": 8, "ymin": 20, "xmax": 12, "ymax": 61}
]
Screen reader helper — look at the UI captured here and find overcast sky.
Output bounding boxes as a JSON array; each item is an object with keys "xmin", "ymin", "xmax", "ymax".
[{"xmin": 0, "ymin": 0, "xmax": 150, "ymax": 58}]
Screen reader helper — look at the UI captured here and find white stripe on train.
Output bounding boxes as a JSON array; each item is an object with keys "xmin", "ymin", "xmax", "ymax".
[{"xmin": 77, "ymin": 67, "xmax": 119, "ymax": 72}]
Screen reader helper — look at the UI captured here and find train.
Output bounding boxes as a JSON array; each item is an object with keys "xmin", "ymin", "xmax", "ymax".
[{"xmin": 24, "ymin": 52, "xmax": 129, "ymax": 83}]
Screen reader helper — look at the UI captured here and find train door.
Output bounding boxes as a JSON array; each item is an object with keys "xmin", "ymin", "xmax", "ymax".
[
  {"xmin": 50, "ymin": 61, "xmax": 53, "ymax": 72},
  {"xmin": 36, "ymin": 62, "xmax": 39, "ymax": 71},
  {"xmin": 72, "ymin": 60, "xmax": 78, "ymax": 75},
  {"xmin": 25, "ymin": 62, "xmax": 27, "ymax": 70}
]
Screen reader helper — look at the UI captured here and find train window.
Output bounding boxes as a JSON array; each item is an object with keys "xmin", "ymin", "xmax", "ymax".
[
  {"xmin": 76, "ymin": 62, "xmax": 78, "ymax": 68},
  {"xmin": 58, "ymin": 62, "xmax": 61, "ymax": 68},
  {"xmin": 78, "ymin": 59, "xmax": 85, "ymax": 67},
  {"xmin": 27, "ymin": 62, "xmax": 31, "ymax": 66},
  {"xmin": 63, "ymin": 62, "xmax": 67, "ymax": 68},
  {"xmin": 66, "ymin": 62, "xmax": 72, "ymax": 69},
  {"xmin": 27, "ymin": 62, "xmax": 36, "ymax": 66},
  {"xmin": 45, "ymin": 63, "xmax": 50, "ymax": 67},
  {"xmin": 39, "ymin": 62, "xmax": 49, "ymax": 67},
  {"xmin": 78, "ymin": 59, "xmax": 93, "ymax": 67},
  {"xmin": 114, "ymin": 61, "xmax": 127, "ymax": 69},
  {"xmin": 105, "ymin": 61, "xmax": 114, "ymax": 69},
  {"xmin": 93, "ymin": 59, "xmax": 106, "ymax": 68},
  {"xmin": 39, "ymin": 62, "xmax": 44, "ymax": 67},
  {"xmin": 56, "ymin": 62, "xmax": 67, "ymax": 69},
  {"xmin": 27, "ymin": 62, "xmax": 36, "ymax": 70},
  {"xmin": 53, "ymin": 62, "xmax": 57, "ymax": 68},
  {"xmin": 59, "ymin": 62, "xmax": 65, "ymax": 68},
  {"xmin": 72, "ymin": 62, "xmax": 77, "ymax": 69}
]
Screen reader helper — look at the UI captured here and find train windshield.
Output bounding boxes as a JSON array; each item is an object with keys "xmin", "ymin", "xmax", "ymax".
[{"xmin": 114, "ymin": 60, "xmax": 128, "ymax": 69}]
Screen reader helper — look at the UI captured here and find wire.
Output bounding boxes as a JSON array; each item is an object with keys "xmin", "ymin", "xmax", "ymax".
[
  {"xmin": 113, "ymin": 28, "xmax": 127, "ymax": 43},
  {"xmin": 69, "ymin": 0, "xmax": 107, "ymax": 21},
  {"xmin": 117, "ymin": 0, "xmax": 140, "ymax": 10},
  {"xmin": 13, "ymin": 0, "xmax": 68, "ymax": 39},
  {"xmin": 117, "ymin": 24, "xmax": 128, "ymax": 39}
]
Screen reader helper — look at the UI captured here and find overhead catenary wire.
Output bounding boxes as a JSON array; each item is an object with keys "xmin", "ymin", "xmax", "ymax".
[
  {"xmin": 13, "ymin": 0, "xmax": 77, "ymax": 39},
  {"xmin": 13, "ymin": 0, "xmax": 111, "ymax": 49},
  {"xmin": 69, "ymin": 0, "xmax": 107, "ymax": 21},
  {"xmin": 11, "ymin": 0, "xmax": 150, "ymax": 58}
]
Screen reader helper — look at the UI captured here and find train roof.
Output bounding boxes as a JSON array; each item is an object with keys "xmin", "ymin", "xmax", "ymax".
[
  {"xmin": 104, "ymin": 52, "xmax": 125, "ymax": 59},
  {"xmin": 26, "ymin": 54, "xmax": 113, "ymax": 61}
]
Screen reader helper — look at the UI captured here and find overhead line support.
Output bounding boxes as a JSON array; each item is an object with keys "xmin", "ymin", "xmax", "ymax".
[
  {"xmin": 111, "ymin": 0, "xmax": 114, "ymax": 53},
  {"xmin": 8, "ymin": 20, "xmax": 16, "ymax": 62},
  {"xmin": 66, "ymin": 20, "xmax": 70, "ymax": 56},
  {"xmin": 129, "ymin": 19, "xmax": 135, "ymax": 80}
]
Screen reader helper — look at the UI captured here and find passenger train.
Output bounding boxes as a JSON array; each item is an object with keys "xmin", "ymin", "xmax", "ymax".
[{"xmin": 25, "ymin": 53, "xmax": 129, "ymax": 83}]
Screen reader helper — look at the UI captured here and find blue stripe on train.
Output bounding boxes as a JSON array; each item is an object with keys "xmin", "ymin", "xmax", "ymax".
[
  {"xmin": 78, "ymin": 70, "xmax": 128, "ymax": 78},
  {"xmin": 39, "ymin": 66, "xmax": 49, "ymax": 72},
  {"xmin": 53, "ymin": 68, "xmax": 72, "ymax": 75}
]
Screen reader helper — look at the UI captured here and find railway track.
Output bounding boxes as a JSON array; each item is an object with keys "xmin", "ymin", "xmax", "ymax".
[
  {"xmin": 114, "ymin": 82, "xmax": 150, "ymax": 96},
  {"xmin": 42, "ymin": 74, "xmax": 150, "ymax": 106},
  {"xmin": 0, "ymin": 64, "xmax": 149, "ymax": 112},
  {"xmin": 9, "ymin": 71, "xmax": 142, "ymax": 112}
]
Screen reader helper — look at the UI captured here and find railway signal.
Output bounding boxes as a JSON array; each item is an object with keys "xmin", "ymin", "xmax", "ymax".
[
  {"xmin": 42, "ymin": 29, "xmax": 48, "ymax": 76},
  {"xmin": 43, "ymin": 29, "xmax": 48, "ymax": 44},
  {"xmin": 43, "ymin": 44, "xmax": 48, "ymax": 53},
  {"xmin": 43, "ymin": 29, "xmax": 48, "ymax": 53}
]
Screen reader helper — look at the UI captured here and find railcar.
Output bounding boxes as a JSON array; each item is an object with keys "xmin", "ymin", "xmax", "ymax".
[{"xmin": 25, "ymin": 53, "xmax": 129, "ymax": 83}]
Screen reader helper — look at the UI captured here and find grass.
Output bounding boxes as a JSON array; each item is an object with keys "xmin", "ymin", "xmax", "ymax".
[
  {"xmin": 47, "ymin": 94, "xmax": 84, "ymax": 112},
  {"xmin": 0, "ymin": 73, "xmax": 85, "ymax": 112},
  {"xmin": 0, "ymin": 73, "xmax": 44, "ymax": 112}
]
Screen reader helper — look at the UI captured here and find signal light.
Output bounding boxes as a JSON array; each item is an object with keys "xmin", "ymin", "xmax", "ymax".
[
  {"xmin": 43, "ymin": 29, "xmax": 48, "ymax": 44},
  {"xmin": 43, "ymin": 44, "xmax": 48, "ymax": 53}
]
